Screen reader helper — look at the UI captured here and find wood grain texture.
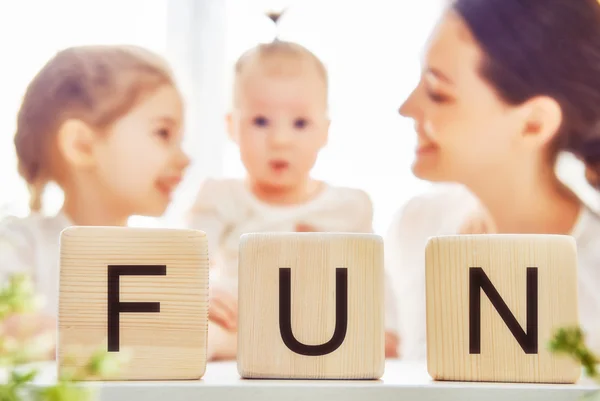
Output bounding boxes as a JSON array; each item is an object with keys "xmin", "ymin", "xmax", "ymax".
[
  {"xmin": 58, "ymin": 227, "xmax": 209, "ymax": 380},
  {"xmin": 237, "ymin": 233, "xmax": 384, "ymax": 379},
  {"xmin": 425, "ymin": 234, "xmax": 580, "ymax": 383}
]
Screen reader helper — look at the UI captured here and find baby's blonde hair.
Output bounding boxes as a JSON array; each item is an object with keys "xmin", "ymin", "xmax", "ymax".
[
  {"xmin": 14, "ymin": 45, "xmax": 176, "ymax": 212},
  {"xmin": 233, "ymin": 40, "xmax": 329, "ymax": 105}
]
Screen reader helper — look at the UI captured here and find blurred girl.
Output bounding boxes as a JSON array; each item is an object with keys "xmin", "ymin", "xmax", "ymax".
[{"xmin": 0, "ymin": 45, "xmax": 189, "ymax": 353}]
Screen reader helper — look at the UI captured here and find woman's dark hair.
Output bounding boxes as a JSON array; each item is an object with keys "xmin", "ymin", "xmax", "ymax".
[{"xmin": 452, "ymin": 0, "xmax": 600, "ymax": 187}]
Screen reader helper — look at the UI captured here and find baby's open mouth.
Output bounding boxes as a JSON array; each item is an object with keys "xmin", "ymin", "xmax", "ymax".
[{"xmin": 270, "ymin": 160, "xmax": 289, "ymax": 171}]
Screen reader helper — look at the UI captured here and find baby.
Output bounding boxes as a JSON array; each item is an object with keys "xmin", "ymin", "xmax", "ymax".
[{"xmin": 187, "ymin": 33, "xmax": 399, "ymax": 360}]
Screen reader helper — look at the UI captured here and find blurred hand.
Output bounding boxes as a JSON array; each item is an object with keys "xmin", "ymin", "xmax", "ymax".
[
  {"xmin": 385, "ymin": 331, "xmax": 400, "ymax": 358},
  {"xmin": 295, "ymin": 223, "xmax": 318, "ymax": 232},
  {"xmin": 209, "ymin": 288, "xmax": 238, "ymax": 332}
]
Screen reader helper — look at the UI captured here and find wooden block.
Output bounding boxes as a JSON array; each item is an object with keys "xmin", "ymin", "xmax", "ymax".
[
  {"xmin": 425, "ymin": 234, "xmax": 580, "ymax": 383},
  {"xmin": 58, "ymin": 227, "xmax": 209, "ymax": 380},
  {"xmin": 237, "ymin": 233, "xmax": 384, "ymax": 379}
]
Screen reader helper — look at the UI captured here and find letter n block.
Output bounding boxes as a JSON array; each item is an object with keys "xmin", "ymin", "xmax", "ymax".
[
  {"xmin": 58, "ymin": 227, "xmax": 209, "ymax": 380},
  {"xmin": 237, "ymin": 233, "xmax": 384, "ymax": 379},
  {"xmin": 425, "ymin": 234, "xmax": 580, "ymax": 383}
]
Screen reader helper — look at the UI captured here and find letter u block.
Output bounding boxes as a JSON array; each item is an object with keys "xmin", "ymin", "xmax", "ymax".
[
  {"xmin": 58, "ymin": 227, "xmax": 209, "ymax": 380},
  {"xmin": 237, "ymin": 233, "xmax": 384, "ymax": 379},
  {"xmin": 425, "ymin": 234, "xmax": 580, "ymax": 383}
]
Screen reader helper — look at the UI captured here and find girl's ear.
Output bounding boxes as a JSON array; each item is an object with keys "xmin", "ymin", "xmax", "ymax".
[
  {"xmin": 57, "ymin": 119, "xmax": 98, "ymax": 170},
  {"xmin": 226, "ymin": 112, "xmax": 239, "ymax": 144}
]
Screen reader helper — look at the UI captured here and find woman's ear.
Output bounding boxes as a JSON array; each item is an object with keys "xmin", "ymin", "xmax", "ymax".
[
  {"xmin": 520, "ymin": 96, "xmax": 563, "ymax": 149},
  {"xmin": 226, "ymin": 112, "xmax": 239, "ymax": 144},
  {"xmin": 57, "ymin": 119, "xmax": 97, "ymax": 170}
]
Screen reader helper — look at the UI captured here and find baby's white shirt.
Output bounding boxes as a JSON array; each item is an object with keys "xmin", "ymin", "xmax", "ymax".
[
  {"xmin": 0, "ymin": 212, "xmax": 72, "ymax": 317},
  {"xmin": 386, "ymin": 184, "xmax": 600, "ymax": 360},
  {"xmin": 186, "ymin": 178, "xmax": 399, "ymax": 333}
]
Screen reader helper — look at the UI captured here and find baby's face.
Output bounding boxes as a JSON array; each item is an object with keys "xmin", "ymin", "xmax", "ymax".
[
  {"xmin": 93, "ymin": 84, "xmax": 190, "ymax": 216},
  {"xmin": 231, "ymin": 62, "xmax": 329, "ymax": 190}
]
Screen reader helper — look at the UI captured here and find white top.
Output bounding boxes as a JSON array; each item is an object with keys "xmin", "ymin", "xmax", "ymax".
[
  {"xmin": 186, "ymin": 178, "xmax": 399, "ymax": 332},
  {"xmin": 20, "ymin": 360, "xmax": 597, "ymax": 401},
  {"xmin": 0, "ymin": 212, "xmax": 72, "ymax": 316},
  {"xmin": 386, "ymin": 184, "xmax": 600, "ymax": 360}
]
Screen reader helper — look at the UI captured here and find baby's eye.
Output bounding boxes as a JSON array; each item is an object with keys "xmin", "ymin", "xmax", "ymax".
[
  {"xmin": 156, "ymin": 128, "xmax": 171, "ymax": 140},
  {"xmin": 253, "ymin": 116, "xmax": 269, "ymax": 127},
  {"xmin": 294, "ymin": 118, "xmax": 309, "ymax": 129}
]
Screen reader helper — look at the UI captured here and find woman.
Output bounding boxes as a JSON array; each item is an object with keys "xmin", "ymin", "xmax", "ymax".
[{"xmin": 389, "ymin": 0, "xmax": 600, "ymax": 360}]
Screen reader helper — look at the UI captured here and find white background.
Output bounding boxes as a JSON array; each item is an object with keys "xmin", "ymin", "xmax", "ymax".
[{"xmin": 0, "ymin": 1, "xmax": 595, "ymax": 235}]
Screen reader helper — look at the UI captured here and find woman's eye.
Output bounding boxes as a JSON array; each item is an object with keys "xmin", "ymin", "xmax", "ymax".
[
  {"xmin": 253, "ymin": 116, "xmax": 269, "ymax": 127},
  {"xmin": 426, "ymin": 89, "xmax": 452, "ymax": 104},
  {"xmin": 294, "ymin": 118, "xmax": 309, "ymax": 129}
]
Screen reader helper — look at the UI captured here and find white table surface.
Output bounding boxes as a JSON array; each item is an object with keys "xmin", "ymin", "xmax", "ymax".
[{"xmin": 22, "ymin": 360, "xmax": 599, "ymax": 401}]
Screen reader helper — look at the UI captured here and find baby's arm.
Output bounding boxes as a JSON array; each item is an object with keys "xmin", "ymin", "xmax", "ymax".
[{"xmin": 185, "ymin": 180, "xmax": 239, "ymax": 360}]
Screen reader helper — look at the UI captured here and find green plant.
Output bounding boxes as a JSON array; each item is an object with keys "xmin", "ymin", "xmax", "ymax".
[
  {"xmin": 0, "ymin": 274, "xmax": 127, "ymax": 401},
  {"xmin": 550, "ymin": 327, "xmax": 600, "ymax": 401},
  {"xmin": 550, "ymin": 327, "xmax": 599, "ymax": 381}
]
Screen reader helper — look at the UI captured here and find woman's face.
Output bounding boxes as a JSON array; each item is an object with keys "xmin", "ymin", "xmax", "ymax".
[{"xmin": 399, "ymin": 11, "xmax": 530, "ymax": 185}]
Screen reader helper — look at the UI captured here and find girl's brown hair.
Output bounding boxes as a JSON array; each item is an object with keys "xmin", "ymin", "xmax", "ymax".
[{"xmin": 14, "ymin": 45, "xmax": 176, "ymax": 212}]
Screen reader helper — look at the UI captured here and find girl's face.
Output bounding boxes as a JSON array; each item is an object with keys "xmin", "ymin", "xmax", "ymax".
[
  {"xmin": 399, "ymin": 11, "xmax": 530, "ymax": 185},
  {"xmin": 229, "ymin": 61, "xmax": 329, "ymax": 190},
  {"xmin": 93, "ymin": 84, "xmax": 189, "ymax": 217}
]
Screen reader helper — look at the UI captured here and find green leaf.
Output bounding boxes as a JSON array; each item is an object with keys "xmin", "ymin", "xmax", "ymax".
[
  {"xmin": 9, "ymin": 369, "xmax": 37, "ymax": 386},
  {"xmin": 549, "ymin": 327, "xmax": 599, "ymax": 382},
  {"xmin": 37, "ymin": 383, "xmax": 94, "ymax": 401}
]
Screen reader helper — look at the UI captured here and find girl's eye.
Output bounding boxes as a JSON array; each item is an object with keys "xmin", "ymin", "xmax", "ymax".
[
  {"xmin": 294, "ymin": 118, "xmax": 309, "ymax": 129},
  {"xmin": 253, "ymin": 116, "xmax": 269, "ymax": 127}
]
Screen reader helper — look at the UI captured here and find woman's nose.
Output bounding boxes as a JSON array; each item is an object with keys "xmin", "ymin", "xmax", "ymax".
[{"xmin": 399, "ymin": 87, "xmax": 419, "ymax": 118}]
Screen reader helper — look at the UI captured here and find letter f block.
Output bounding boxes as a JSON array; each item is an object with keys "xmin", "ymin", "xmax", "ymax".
[
  {"xmin": 58, "ymin": 227, "xmax": 209, "ymax": 380},
  {"xmin": 425, "ymin": 234, "xmax": 580, "ymax": 383},
  {"xmin": 237, "ymin": 233, "xmax": 385, "ymax": 379}
]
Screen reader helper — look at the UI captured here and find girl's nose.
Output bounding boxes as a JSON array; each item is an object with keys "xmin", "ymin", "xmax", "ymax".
[{"xmin": 176, "ymin": 148, "xmax": 191, "ymax": 171}]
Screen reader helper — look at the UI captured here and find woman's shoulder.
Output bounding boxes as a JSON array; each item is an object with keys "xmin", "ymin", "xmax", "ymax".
[
  {"xmin": 391, "ymin": 184, "xmax": 479, "ymax": 228},
  {"xmin": 573, "ymin": 206, "xmax": 600, "ymax": 254},
  {"xmin": 387, "ymin": 184, "xmax": 478, "ymax": 239}
]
